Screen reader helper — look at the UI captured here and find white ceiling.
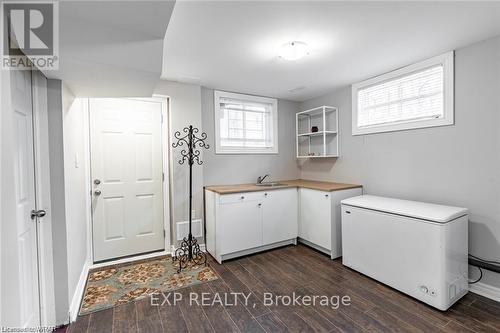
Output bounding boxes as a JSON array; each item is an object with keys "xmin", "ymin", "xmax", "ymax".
[
  {"xmin": 162, "ymin": 1, "xmax": 500, "ymax": 102},
  {"xmin": 44, "ymin": 0, "xmax": 175, "ymax": 97}
]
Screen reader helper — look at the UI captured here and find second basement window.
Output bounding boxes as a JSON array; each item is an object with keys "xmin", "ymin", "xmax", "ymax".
[
  {"xmin": 214, "ymin": 91, "xmax": 278, "ymax": 154},
  {"xmin": 352, "ymin": 51, "xmax": 454, "ymax": 135}
]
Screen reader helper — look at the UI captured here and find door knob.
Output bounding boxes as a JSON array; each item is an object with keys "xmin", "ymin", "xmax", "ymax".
[
  {"xmin": 94, "ymin": 189, "xmax": 102, "ymax": 196},
  {"xmin": 94, "ymin": 179, "xmax": 101, "ymax": 185},
  {"xmin": 31, "ymin": 209, "xmax": 46, "ymax": 219}
]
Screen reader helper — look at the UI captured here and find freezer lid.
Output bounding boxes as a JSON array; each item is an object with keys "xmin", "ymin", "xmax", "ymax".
[{"xmin": 341, "ymin": 195, "xmax": 468, "ymax": 223}]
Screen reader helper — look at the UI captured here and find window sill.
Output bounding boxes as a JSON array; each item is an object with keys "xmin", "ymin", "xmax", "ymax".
[{"xmin": 352, "ymin": 117, "xmax": 454, "ymax": 135}]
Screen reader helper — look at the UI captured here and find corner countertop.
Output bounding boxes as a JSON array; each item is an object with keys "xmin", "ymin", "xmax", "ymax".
[{"xmin": 204, "ymin": 179, "xmax": 362, "ymax": 195}]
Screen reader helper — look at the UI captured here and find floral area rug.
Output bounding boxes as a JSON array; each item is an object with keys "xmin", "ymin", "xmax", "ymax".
[{"xmin": 79, "ymin": 256, "xmax": 218, "ymax": 316}]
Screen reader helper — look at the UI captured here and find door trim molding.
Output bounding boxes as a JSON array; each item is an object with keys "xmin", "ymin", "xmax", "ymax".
[{"xmin": 159, "ymin": 96, "xmax": 172, "ymax": 255}]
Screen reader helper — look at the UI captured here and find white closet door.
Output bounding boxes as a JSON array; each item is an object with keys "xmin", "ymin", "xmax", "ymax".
[
  {"xmin": 90, "ymin": 98, "xmax": 164, "ymax": 262},
  {"xmin": 10, "ymin": 69, "xmax": 41, "ymax": 327}
]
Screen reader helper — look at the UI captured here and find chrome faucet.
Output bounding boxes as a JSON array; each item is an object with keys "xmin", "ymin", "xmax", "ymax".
[{"xmin": 257, "ymin": 174, "xmax": 269, "ymax": 184}]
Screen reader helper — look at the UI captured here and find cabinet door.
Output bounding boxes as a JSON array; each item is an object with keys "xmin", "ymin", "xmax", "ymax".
[
  {"xmin": 218, "ymin": 200, "xmax": 262, "ymax": 254},
  {"xmin": 262, "ymin": 189, "xmax": 298, "ymax": 244},
  {"xmin": 299, "ymin": 188, "xmax": 331, "ymax": 250}
]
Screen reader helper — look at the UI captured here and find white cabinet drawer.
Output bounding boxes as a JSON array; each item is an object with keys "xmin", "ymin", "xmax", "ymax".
[{"xmin": 219, "ymin": 191, "xmax": 263, "ymax": 204}]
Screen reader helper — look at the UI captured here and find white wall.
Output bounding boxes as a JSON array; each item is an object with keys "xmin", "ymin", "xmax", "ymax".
[
  {"xmin": 201, "ymin": 87, "xmax": 300, "ymax": 185},
  {"xmin": 61, "ymin": 91, "xmax": 91, "ymax": 317},
  {"xmin": 46, "ymin": 80, "xmax": 92, "ymax": 324},
  {"xmin": 46, "ymin": 79, "xmax": 70, "ymax": 325},
  {"xmin": 298, "ymin": 36, "xmax": 500, "ymax": 290},
  {"xmin": 154, "ymin": 80, "xmax": 204, "ymax": 244}
]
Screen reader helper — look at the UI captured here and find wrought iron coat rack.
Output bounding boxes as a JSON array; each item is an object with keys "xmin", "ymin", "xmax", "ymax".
[{"xmin": 172, "ymin": 125, "xmax": 209, "ymax": 272}]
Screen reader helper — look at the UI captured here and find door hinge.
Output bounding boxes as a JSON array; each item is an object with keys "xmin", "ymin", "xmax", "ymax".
[
  {"xmin": 162, "ymin": 172, "xmax": 165, "ymax": 182},
  {"xmin": 161, "ymin": 113, "xmax": 164, "ymax": 123},
  {"xmin": 163, "ymin": 229, "xmax": 166, "ymax": 238}
]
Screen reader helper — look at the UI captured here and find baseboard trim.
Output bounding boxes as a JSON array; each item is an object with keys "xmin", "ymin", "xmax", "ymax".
[
  {"xmin": 68, "ymin": 261, "xmax": 90, "ymax": 322},
  {"xmin": 469, "ymin": 282, "xmax": 500, "ymax": 303}
]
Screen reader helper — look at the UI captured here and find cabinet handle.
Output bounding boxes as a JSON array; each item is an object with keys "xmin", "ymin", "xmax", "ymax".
[
  {"xmin": 241, "ymin": 196, "xmax": 245, "ymax": 199},
  {"xmin": 258, "ymin": 203, "xmax": 262, "ymax": 207},
  {"xmin": 264, "ymin": 193, "xmax": 268, "ymax": 196},
  {"xmin": 325, "ymin": 194, "xmax": 329, "ymax": 198}
]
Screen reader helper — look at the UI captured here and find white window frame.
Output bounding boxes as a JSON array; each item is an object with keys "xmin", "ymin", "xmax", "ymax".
[
  {"xmin": 214, "ymin": 90, "xmax": 279, "ymax": 154},
  {"xmin": 351, "ymin": 51, "xmax": 454, "ymax": 135}
]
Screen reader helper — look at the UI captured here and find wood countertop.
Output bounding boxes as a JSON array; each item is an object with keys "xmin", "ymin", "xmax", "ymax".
[
  {"xmin": 281, "ymin": 179, "xmax": 362, "ymax": 192},
  {"xmin": 205, "ymin": 179, "xmax": 362, "ymax": 194}
]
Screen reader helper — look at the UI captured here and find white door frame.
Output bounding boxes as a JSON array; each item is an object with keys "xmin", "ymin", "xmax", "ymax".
[
  {"xmin": 31, "ymin": 70, "xmax": 56, "ymax": 327},
  {"xmin": 86, "ymin": 96, "xmax": 171, "ymax": 266}
]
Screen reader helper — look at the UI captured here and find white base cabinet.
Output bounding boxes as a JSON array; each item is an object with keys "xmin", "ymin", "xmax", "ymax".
[
  {"xmin": 205, "ymin": 185, "xmax": 362, "ymax": 262},
  {"xmin": 298, "ymin": 187, "xmax": 362, "ymax": 259},
  {"xmin": 205, "ymin": 188, "xmax": 297, "ymax": 263}
]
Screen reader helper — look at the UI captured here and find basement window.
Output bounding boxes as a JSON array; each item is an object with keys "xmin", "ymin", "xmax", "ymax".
[
  {"xmin": 214, "ymin": 90, "xmax": 278, "ymax": 154},
  {"xmin": 352, "ymin": 51, "xmax": 454, "ymax": 135}
]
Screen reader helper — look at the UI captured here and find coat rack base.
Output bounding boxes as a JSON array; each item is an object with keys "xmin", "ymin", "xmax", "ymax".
[{"xmin": 172, "ymin": 235, "xmax": 207, "ymax": 273}]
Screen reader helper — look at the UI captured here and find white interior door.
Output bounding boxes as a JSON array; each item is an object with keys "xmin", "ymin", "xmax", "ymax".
[
  {"xmin": 90, "ymin": 98, "xmax": 165, "ymax": 262},
  {"xmin": 10, "ymin": 69, "xmax": 41, "ymax": 327}
]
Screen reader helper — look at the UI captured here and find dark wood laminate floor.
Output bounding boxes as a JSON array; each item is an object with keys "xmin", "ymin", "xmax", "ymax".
[{"xmin": 69, "ymin": 245, "xmax": 500, "ymax": 333}]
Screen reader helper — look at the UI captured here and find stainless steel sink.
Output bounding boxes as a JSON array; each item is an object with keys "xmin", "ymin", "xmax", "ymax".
[{"xmin": 255, "ymin": 182, "xmax": 284, "ymax": 187}]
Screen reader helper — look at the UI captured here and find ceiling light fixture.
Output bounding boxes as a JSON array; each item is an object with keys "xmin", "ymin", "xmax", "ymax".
[{"xmin": 278, "ymin": 41, "xmax": 309, "ymax": 61}]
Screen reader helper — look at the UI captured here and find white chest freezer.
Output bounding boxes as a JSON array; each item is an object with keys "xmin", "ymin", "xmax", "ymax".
[{"xmin": 341, "ymin": 195, "xmax": 468, "ymax": 311}]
